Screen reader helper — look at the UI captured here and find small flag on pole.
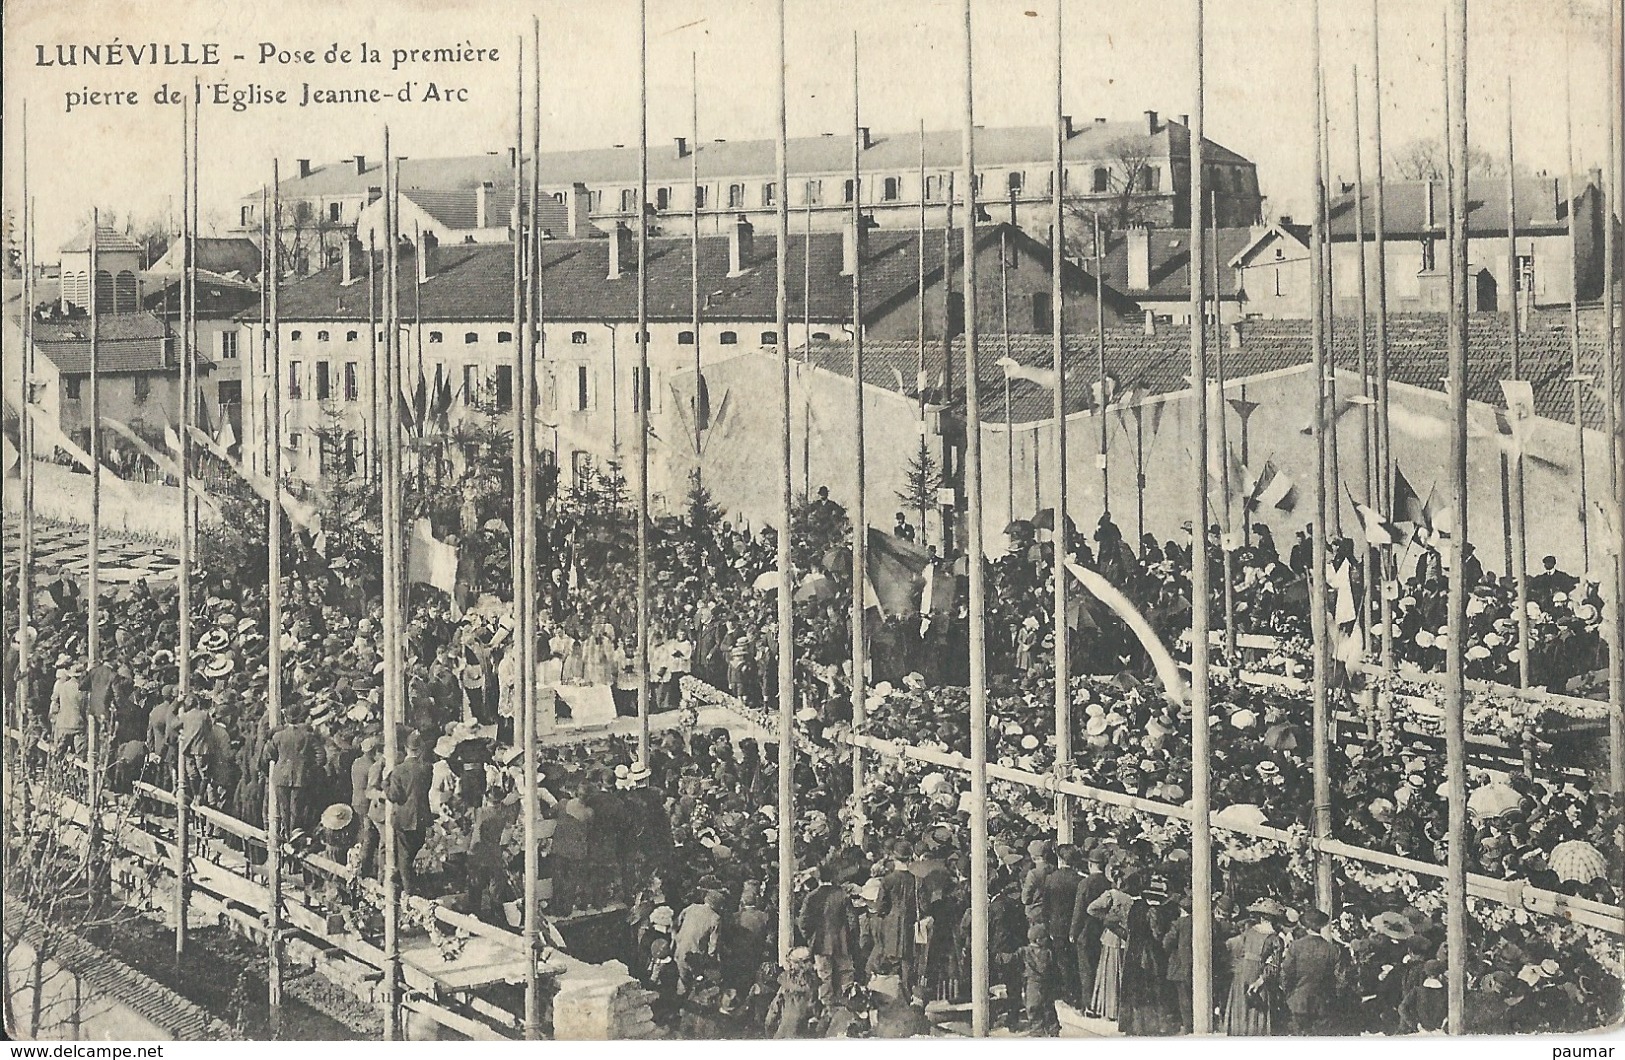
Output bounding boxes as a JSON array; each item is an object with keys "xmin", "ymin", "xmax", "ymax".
[
  {"xmin": 1499, "ymin": 379, "xmax": 1536, "ymax": 457},
  {"xmin": 995, "ymin": 356, "xmax": 1058, "ymax": 389}
]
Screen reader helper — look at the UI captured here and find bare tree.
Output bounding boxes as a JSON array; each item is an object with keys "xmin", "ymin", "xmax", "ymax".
[
  {"xmin": 1063, "ymin": 133, "xmax": 1164, "ymax": 258},
  {"xmin": 1390, "ymin": 137, "xmax": 1503, "ymax": 181}
]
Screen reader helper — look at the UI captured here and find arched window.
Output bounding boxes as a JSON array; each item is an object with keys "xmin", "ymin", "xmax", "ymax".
[
  {"xmin": 428, "ymin": 331, "xmax": 444, "ymax": 343},
  {"xmin": 760, "ymin": 330, "xmax": 778, "ymax": 345},
  {"xmin": 812, "ymin": 331, "xmax": 830, "ymax": 340},
  {"xmin": 1092, "ymin": 167, "xmax": 1109, "ymax": 193},
  {"xmin": 719, "ymin": 331, "xmax": 738, "ymax": 345},
  {"xmin": 115, "ymin": 271, "xmax": 138, "ymax": 312},
  {"xmin": 1006, "ymin": 171, "xmax": 1024, "ymax": 193},
  {"xmin": 882, "ymin": 177, "xmax": 901, "ymax": 201},
  {"xmin": 94, "ymin": 271, "xmax": 115, "ymax": 313},
  {"xmin": 497, "ymin": 331, "xmax": 513, "ymax": 343},
  {"xmin": 677, "ymin": 331, "xmax": 695, "ymax": 345},
  {"xmin": 465, "ymin": 331, "xmax": 479, "ymax": 344},
  {"xmin": 571, "ymin": 331, "xmax": 588, "ymax": 344},
  {"xmin": 290, "ymin": 330, "xmax": 303, "ymax": 342},
  {"xmin": 346, "ymin": 330, "xmax": 359, "ymax": 342},
  {"xmin": 316, "ymin": 330, "xmax": 330, "ymax": 342}
]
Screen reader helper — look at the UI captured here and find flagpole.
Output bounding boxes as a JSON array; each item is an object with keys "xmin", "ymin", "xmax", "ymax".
[
  {"xmin": 379, "ymin": 127, "xmax": 404, "ymax": 1043},
  {"xmin": 691, "ymin": 52, "xmax": 703, "ymax": 478},
  {"xmin": 1319, "ymin": 72, "xmax": 1342, "ymax": 540},
  {"xmin": 637, "ymin": 0, "xmax": 652, "ymax": 769},
  {"xmin": 88, "ymin": 208, "xmax": 105, "ymax": 800},
  {"xmin": 1506, "ymin": 81, "xmax": 1532, "ymax": 692},
  {"xmin": 944, "ymin": 171, "xmax": 955, "ymax": 426},
  {"xmin": 1444, "ymin": 0, "xmax": 1470, "ymax": 1026},
  {"xmin": 14, "ymin": 102, "xmax": 32, "ymax": 776},
  {"xmin": 1606, "ymin": 0, "xmax": 1625, "ymax": 796},
  {"xmin": 1352, "ymin": 65, "xmax": 1376, "ymax": 653},
  {"xmin": 1186, "ymin": 0, "xmax": 1215, "ymax": 1033},
  {"xmin": 524, "ymin": 21, "xmax": 545, "ymax": 1035},
  {"xmin": 1307, "ymin": 0, "xmax": 1335, "ymax": 915},
  {"xmin": 174, "ymin": 93, "xmax": 194, "ymax": 962},
  {"xmin": 961, "ymin": 0, "xmax": 991, "ymax": 1036},
  {"xmin": 804, "ymin": 172, "xmax": 814, "ymax": 497},
  {"xmin": 1051, "ymin": 0, "xmax": 1073, "ymax": 847},
  {"xmin": 918, "ymin": 119, "xmax": 927, "ymax": 425},
  {"xmin": 1370, "ymin": 0, "xmax": 1395, "ymax": 673},
  {"xmin": 1213, "ymin": 191, "xmax": 1237, "ymax": 661},
  {"xmin": 1563, "ymin": 26, "xmax": 1588, "ymax": 570},
  {"xmin": 848, "ymin": 31, "xmax": 869, "ymax": 850},
  {"xmin": 368, "ymin": 228, "xmax": 380, "ymax": 483},
  {"xmin": 774, "ymin": 0, "xmax": 797, "ymax": 968},
  {"xmin": 1095, "ymin": 212, "xmax": 1109, "ymax": 516},
  {"xmin": 1002, "ymin": 232, "xmax": 1013, "ymax": 526},
  {"xmin": 265, "ymin": 167, "xmax": 285, "ymax": 1033}
]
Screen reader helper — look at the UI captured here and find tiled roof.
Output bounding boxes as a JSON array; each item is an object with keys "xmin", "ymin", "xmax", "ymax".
[
  {"xmin": 146, "ymin": 237, "xmax": 263, "ymax": 280},
  {"xmin": 250, "ymin": 221, "xmax": 1123, "ymax": 325},
  {"xmin": 403, "ymin": 187, "xmax": 603, "ymax": 238},
  {"xmin": 59, "ymin": 225, "xmax": 144, "ymax": 254},
  {"xmin": 1098, "ymin": 227, "xmax": 1256, "ymax": 300},
  {"xmin": 142, "ymin": 272, "xmax": 260, "ymax": 319},
  {"xmin": 265, "ymin": 119, "xmax": 1254, "ymax": 198},
  {"xmin": 34, "ymin": 313, "xmax": 175, "ymax": 375},
  {"xmin": 1325, "ymin": 178, "xmax": 1581, "ymax": 240},
  {"xmin": 796, "ymin": 311, "xmax": 1612, "ymax": 429}
]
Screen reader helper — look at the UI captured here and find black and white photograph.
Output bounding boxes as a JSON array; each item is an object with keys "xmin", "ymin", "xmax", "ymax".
[{"xmin": 1, "ymin": 0, "xmax": 1622, "ymax": 1044}]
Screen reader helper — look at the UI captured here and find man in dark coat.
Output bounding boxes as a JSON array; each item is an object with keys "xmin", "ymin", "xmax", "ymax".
[
  {"xmin": 798, "ymin": 868, "xmax": 857, "ymax": 1011},
  {"xmin": 872, "ymin": 840, "xmax": 919, "ymax": 997},
  {"xmin": 1069, "ymin": 849, "xmax": 1111, "ymax": 1012},
  {"xmin": 1280, "ymin": 908, "xmax": 1341, "ymax": 1034},
  {"xmin": 1042, "ymin": 845, "xmax": 1082, "ymax": 1007},
  {"xmin": 268, "ymin": 707, "xmax": 316, "ymax": 832},
  {"xmin": 386, "ymin": 730, "xmax": 434, "ymax": 894},
  {"xmin": 1161, "ymin": 894, "xmax": 1195, "ymax": 1033}
]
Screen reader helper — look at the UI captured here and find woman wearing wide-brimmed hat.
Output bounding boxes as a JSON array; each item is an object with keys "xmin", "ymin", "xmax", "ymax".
[{"xmin": 1223, "ymin": 897, "xmax": 1286, "ymax": 1035}]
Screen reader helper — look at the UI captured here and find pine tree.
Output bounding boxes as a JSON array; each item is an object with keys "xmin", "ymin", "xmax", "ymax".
[
  {"xmin": 685, "ymin": 468, "xmax": 723, "ymax": 533},
  {"xmin": 895, "ymin": 439, "xmax": 941, "ymax": 546}
]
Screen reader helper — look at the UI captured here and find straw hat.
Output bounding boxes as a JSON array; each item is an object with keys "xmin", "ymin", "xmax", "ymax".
[
  {"xmin": 320, "ymin": 804, "xmax": 354, "ymax": 831},
  {"xmin": 202, "ymin": 655, "xmax": 235, "ymax": 679}
]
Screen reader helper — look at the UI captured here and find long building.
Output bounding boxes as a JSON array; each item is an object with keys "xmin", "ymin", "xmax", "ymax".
[
  {"xmin": 233, "ymin": 111, "xmax": 1261, "ymax": 275},
  {"xmin": 238, "ymin": 217, "xmax": 1135, "ymax": 497}
]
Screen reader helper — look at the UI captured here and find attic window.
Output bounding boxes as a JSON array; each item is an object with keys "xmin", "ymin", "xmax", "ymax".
[
  {"xmin": 572, "ymin": 331, "xmax": 588, "ymax": 344},
  {"xmin": 346, "ymin": 330, "xmax": 359, "ymax": 342},
  {"xmin": 498, "ymin": 331, "xmax": 513, "ymax": 343},
  {"xmin": 290, "ymin": 330, "xmax": 303, "ymax": 342},
  {"xmin": 317, "ymin": 330, "xmax": 330, "ymax": 342},
  {"xmin": 677, "ymin": 331, "xmax": 695, "ymax": 345},
  {"xmin": 1275, "ymin": 248, "xmax": 1283, "ymax": 260},
  {"xmin": 760, "ymin": 330, "xmax": 778, "ymax": 345},
  {"xmin": 429, "ymin": 331, "xmax": 444, "ymax": 343},
  {"xmin": 719, "ymin": 331, "xmax": 738, "ymax": 345},
  {"xmin": 465, "ymin": 332, "xmax": 479, "ymax": 344},
  {"xmin": 812, "ymin": 331, "xmax": 831, "ymax": 340}
]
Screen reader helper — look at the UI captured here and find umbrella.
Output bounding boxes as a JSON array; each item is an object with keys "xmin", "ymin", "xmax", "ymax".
[
  {"xmin": 1004, "ymin": 519, "xmax": 1034, "ymax": 537},
  {"xmin": 1467, "ymin": 782, "xmax": 1522, "ymax": 819},
  {"xmin": 1031, "ymin": 507, "xmax": 1077, "ymax": 534},
  {"xmin": 1213, "ymin": 804, "xmax": 1269, "ymax": 828},
  {"xmin": 752, "ymin": 570, "xmax": 782, "ymax": 593},
  {"xmin": 795, "ymin": 572, "xmax": 837, "ymax": 602},
  {"xmin": 1549, "ymin": 840, "xmax": 1608, "ymax": 884}
]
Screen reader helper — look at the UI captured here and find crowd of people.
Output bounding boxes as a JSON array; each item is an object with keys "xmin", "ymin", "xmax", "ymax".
[{"xmin": 3, "ymin": 466, "xmax": 1620, "ymax": 1037}]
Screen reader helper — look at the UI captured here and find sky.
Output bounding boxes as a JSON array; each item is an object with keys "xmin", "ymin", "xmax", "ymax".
[{"xmin": 2, "ymin": 0, "xmax": 1617, "ymax": 256}]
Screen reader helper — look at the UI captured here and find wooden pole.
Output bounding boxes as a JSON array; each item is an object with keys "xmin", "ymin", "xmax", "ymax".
[
  {"xmin": 691, "ymin": 53, "xmax": 703, "ymax": 478},
  {"xmin": 368, "ymin": 223, "xmax": 380, "ymax": 483},
  {"xmin": 525, "ymin": 18, "xmax": 545, "ymax": 1034},
  {"xmin": 265, "ymin": 167, "xmax": 285, "ymax": 1034},
  {"xmin": 1319, "ymin": 72, "xmax": 1342, "ymax": 539},
  {"xmin": 174, "ymin": 98, "xmax": 193, "ymax": 962},
  {"xmin": 1352, "ymin": 65, "xmax": 1376, "ymax": 653},
  {"xmin": 918, "ymin": 119, "xmax": 928, "ymax": 425},
  {"xmin": 1506, "ymin": 81, "xmax": 1533, "ymax": 692},
  {"xmin": 88, "ymin": 196, "xmax": 102, "ymax": 809},
  {"xmin": 1001, "ymin": 231, "xmax": 1013, "ymax": 524},
  {"xmin": 849, "ymin": 32, "xmax": 869, "ymax": 850},
  {"xmin": 1213, "ymin": 192, "xmax": 1237, "ymax": 661},
  {"xmin": 1370, "ymin": 0, "xmax": 1395, "ymax": 673},
  {"xmin": 1095, "ymin": 212, "xmax": 1109, "ymax": 516},
  {"xmin": 1444, "ymin": 0, "xmax": 1470, "ymax": 1028},
  {"xmin": 1308, "ymin": 0, "xmax": 1335, "ymax": 914},
  {"xmin": 1563, "ymin": 28, "xmax": 1589, "ymax": 570},
  {"xmin": 1052, "ymin": 0, "xmax": 1072, "ymax": 846},
  {"xmin": 804, "ymin": 179, "xmax": 814, "ymax": 498},
  {"xmin": 1187, "ymin": 0, "xmax": 1214, "ymax": 1033},
  {"xmin": 961, "ymin": 0, "xmax": 991, "ymax": 1036},
  {"xmin": 1607, "ymin": 0, "xmax": 1624, "ymax": 796},
  {"xmin": 636, "ymin": 0, "xmax": 652, "ymax": 767},
  {"xmin": 774, "ymin": 0, "xmax": 797, "ymax": 967},
  {"xmin": 14, "ymin": 102, "xmax": 32, "ymax": 791},
  {"xmin": 380, "ymin": 130, "xmax": 403, "ymax": 1043}
]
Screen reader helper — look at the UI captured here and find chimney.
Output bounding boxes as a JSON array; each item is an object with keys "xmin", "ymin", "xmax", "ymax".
[
  {"xmin": 353, "ymin": 154, "xmax": 367, "ymax": 176},
  {"xmin": 728, "ymin": 214, "xmax": 754, "ymax": 277},
  {"xmin": 1277, "ymin": 214, "xmax": 1292, "ymax": 227},
  {"xmin": 1425, "ymin": 179, "xmax": 1435, "ymax": 229},
  {"xmin": 858, "ymin": 126, "xmax": 873, "ymax": 149},
  {"xmin": 340, "ymin": 236, "xmax": 364, "ymax": 286},
  {"xmin": 841, "ymin": 216, "xmax": 867, "ymax": 276},
  {"xmin": 1553, "ymin": 176, "xmax": 1562, "ymax": 219},
  {"xmin": 1061, "ymin": 114, "xmax": 1075, "ymax": 138},
  {"xmin": 1144, "ymin": 110, "xmax": 1159, "ymax": 135},
  {"xmin": 567, "ymin": 183, "xmax": 592, "ymax": 238},
  {"xmin": 1143, "ymin": 309, "xmax": 1157, "ymax": 336},
  {"xmin": 298, "ymin": 158, "xmax": 312, "ymax": 178},
  {"xmin": 608, "ymin": 221, "xmax": 633, "ymax": 279},
  {"xmin": 367, "ymin": 185, "xmax": 383, "ymax": 205},
  {"xmin": 476, "ymin": 180, "xmax": 494, "ymax": 229},
  {"xmin": 1178, "ymin": 114, "xmax": 1189, "ymax": 127},
  {"xmin": 1127, "ymin": 226, "xmax": 1152, "ymax": 290},
  {"xmin": 416, "ymin": 231, "xmax": 438, "ymax": 284},
  {"xmin": 507, "ymin": 146, "xmax": 518, "ymax": 168},
  {"xmin": 1228, "ymin": 322, "xmax": 1242, "ymax": 349},
  {"xmin": 1094, "ymin": 117, "xmax": 1108, "ymax": 125},
  {"xmin": 675, "ymin": 136, "xmax": 690, "ymax": 159}
]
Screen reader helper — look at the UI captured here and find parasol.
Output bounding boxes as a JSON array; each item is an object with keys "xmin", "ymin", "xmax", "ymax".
[
  {"xmin": 1548, "ymin": 840, "xmax": 1608, "ymax": 884},
  {"xmin": 1467, "ymin": 782, "xmax": 1522, "ymax": 819},
  {"xmin": 752, "ymin": 570, "xmax": 781, "ymax": 593}
]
